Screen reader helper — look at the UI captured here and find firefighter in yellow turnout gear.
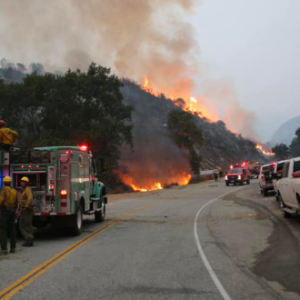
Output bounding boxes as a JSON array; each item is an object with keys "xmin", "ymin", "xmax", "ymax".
[
  {"xmin": 0, "ymin": 176, "xmax": 18, "ymax": 255},
  {"xmin": 19, "ymin": 177, "xmax": 34, "ymax": 247},
  {"xmin": 0, "ymin": 120, "xmax": 18, "ymax": 151}
]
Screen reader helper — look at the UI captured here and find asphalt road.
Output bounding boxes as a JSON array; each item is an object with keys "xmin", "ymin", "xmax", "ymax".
[{"xmin": 1, "ymin": 180, "xmax": 300, "ymax": 300}]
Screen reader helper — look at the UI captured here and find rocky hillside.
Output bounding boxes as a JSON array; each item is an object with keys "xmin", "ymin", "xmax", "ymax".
[
  {"xmin": 0, "ymin": 61, "xmax": 267, "ymax": 189},
  {"xmin": 121, "ymin": 79, "xmax": 266, "ymax": 179}
]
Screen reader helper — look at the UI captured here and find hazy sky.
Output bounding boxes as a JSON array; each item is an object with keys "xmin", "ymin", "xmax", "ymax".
[
  {"xmin": 0, "ymin": 0, "xmax": 299, "ymax": 142},
  {"xmin": 192, "ymin": 0, "xmax": 300, "ymax": 141}
]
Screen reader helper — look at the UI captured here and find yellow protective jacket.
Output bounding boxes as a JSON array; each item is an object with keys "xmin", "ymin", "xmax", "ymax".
[
  {"xmin": 0, "ymin": 127, "xmax": 18, "ymax": 145},
  {"xmin": 0, "ymin": 186, "xmax": 18, "ymax": 209},
  {"xmin": 21, "ymin": 187, "xmax": 33, "ymax": 209}
]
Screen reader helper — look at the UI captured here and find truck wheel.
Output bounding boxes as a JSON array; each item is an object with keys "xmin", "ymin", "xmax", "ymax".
[
  {"xmin": 226, "ymin": 182, "xmax": 229, "ymax": 186},
  {"xmin": 247, "ymin": 180, "xmax": 250, "ymax": 185},
  {"xmin": 279, "ymin": 195, "xmax": 291, "ymax": 219},
  {"xmin": 263, "ymin": 189, "xmax": 268, "ymax": 197},
  {"xmin": 95, "ymin": 201, "xmax": 106, "ymax": 223},
  {"xmin": 70, "ymin": 205, "xmax": 83, "ymax": 236}
]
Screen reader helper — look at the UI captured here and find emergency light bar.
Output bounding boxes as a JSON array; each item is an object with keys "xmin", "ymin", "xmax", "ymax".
[{"xmin": 80, "ymin": 145, "xmax": 88, "ymax": 151}]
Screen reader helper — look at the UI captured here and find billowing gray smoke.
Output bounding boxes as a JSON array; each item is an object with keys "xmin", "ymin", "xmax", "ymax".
[
  {"xmin": 0, "ymin": 0, "xmax": 262, "ymax": 188},
  {"xmin": 0, "ymin": 0, "xmax": 199, "ymax": 93}
]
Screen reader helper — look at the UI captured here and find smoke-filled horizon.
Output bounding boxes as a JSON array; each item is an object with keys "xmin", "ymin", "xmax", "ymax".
[{"xmin": 0, "ymin": 0, "xmax": 257, "ymax": 139}]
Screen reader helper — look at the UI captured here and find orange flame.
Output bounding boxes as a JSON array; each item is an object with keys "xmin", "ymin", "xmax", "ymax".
[
  {"xmin": 142, "ymin": 76, "xmax": 154, "ymax": 94},
  {"xmin": 256, "ymin": 144, "xmax": 275, "ymax": 156},
  {"xmin": 141, "ymin": 77, "xmax": 218, "ymax": 122},
  {"xmin": 178, "ymin": 174, "xmax": 192, "ymax": 185},
  {"xmin": 143, "ymin": 76, "xmax": 149, "ymax": 89},
  {"xmin": 121, "ymin": 173, "xmax": 191, "ymax": 192}
]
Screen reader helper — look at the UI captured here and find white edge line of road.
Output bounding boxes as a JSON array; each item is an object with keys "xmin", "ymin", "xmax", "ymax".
[{"xmin": 194, "ymin": 187, "xmax": 244, "ymax": 300}]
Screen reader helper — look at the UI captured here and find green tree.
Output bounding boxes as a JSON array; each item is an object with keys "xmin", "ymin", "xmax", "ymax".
[
  {"xmin": 290, "ymin": 127, "xmax": 300, "ymax": 157},
  {"xmin": 272, "ymin": 143, "xmax": 290, "ymax": 160},
  {"xmin": 296, "ymin": 127, "xmax": 300, "ymax": 140},
  {"xmin": 168, "ymin": 109, "xmax": 204, "ymax": 175},
  {"xmin": 0, "ymin": 63, "xmax": 133, "ymax": 182}
]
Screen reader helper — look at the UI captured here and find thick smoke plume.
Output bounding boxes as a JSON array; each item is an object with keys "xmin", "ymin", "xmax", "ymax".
[
  {"xmin": 0, "ymin": 0, "xmax": 199, "ymax": 95},
  {"xmin": 0, "ymin": 0, "xmax": 260, "ymax": 189},
  {"xmin": 0, "ymin": 0, "xmax": 255, "ymax": 137},
  {"xmin": 0, "ymin": 0, "xmax": 256, "ymax": 139}
]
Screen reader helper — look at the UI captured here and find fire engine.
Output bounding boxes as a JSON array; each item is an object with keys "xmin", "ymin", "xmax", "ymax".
[
  {"xmin": 229, "ymin": 161, "xmax": 261, "ymax": 179},
  {"xmin": 0, "ymin": 145, "xmax": 107, "ymax": 235}
]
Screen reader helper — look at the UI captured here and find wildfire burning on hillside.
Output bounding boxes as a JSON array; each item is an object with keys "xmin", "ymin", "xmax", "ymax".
[
  {"xmin": 0, "ymin": 0, "xmax": 269, "ymax": 193},
  {"xmin": 142, "ymin": 76, "xmax": 219, "ymax": 122},
  {"xmin": 256, "ymin": 144, "xmax": 275, "ymax": 156},
  {"xmin": 121, "ymin": 173, "xmax": 192, "ymax": 193}
]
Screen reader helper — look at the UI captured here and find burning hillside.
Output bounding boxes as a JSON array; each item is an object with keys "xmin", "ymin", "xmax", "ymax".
[
  {"xmin": 142, "ymin": 76, "xmax": 219, "ymax": 122},
  {"xmin": 255, "ymin": 144, "xmax": 275, "ymax": 156},
  {"xmin": 118, "ymin": 79, "xmax": 266, "ymax": 192},
  {"xmin": 0, "ymin": 0, "xmax": 268, "ymax": 192}
]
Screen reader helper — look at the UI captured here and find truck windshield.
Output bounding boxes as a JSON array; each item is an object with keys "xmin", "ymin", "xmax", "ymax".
[
  {"xmin": 229, "ymin": 169, "xmax": 242, "ymax": 174},
  {"xmin": 277, "ymin": 163, "xmax": 285, "ymax": 172}
]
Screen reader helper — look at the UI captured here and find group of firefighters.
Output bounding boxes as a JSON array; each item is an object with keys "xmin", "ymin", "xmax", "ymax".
[{"xmin": 0, "ymin": 120, "xmax": 34, "ymax": 255}]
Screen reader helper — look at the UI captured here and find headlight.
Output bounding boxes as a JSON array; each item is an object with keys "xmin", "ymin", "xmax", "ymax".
[
  {"xmin": 238, "ymin": 175, "xmax": 242, "ymax": 180},
  {"xmin": 225, "ymin": 175, "xmax": 228, "ymax": 180}
]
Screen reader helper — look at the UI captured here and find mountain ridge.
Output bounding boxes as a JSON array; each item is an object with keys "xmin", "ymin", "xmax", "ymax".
[{"xmin": 269, "ymin": 115, "xmax": 300, "ymax": 146}]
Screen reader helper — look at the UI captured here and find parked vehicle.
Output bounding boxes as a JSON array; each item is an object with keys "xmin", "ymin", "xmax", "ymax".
[
  {"xmin": 276, "ymin": 157, "xmax": 300, "ymax": 218},
  {"xmin": 0, "ymin": 146, "xmax": 107, "ymax": 235},
  {"xmin": 272, "ymin": 160, "xmax": 289, "ymax": 200},
  {"xmin": 259, "ymin": 163, "xmax": 275, "ymax": 197},
  {"xmin": 247, "ymin": 162, "xmax": 261, "ymax": 179},
  {"xmin": 225, "ymin": 168, "xmax": 251, "ymax": 186}
]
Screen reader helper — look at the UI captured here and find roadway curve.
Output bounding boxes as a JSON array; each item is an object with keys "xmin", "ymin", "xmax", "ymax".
[{"xmin": 1, "ymin": 181, "xmax": 300, "ymax": 300}]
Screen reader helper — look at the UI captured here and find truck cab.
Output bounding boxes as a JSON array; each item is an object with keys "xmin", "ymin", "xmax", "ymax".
[
  {"xmin": 277, "ymin": 157, "xmax": 300, "ymax": 218},
  {"xmin": 225, "ymin": 168, "xmax": 251, "ymax": 186},
  {"xmin": 0, "ymin": 146, "xmax": 107, "ymax": 235}
]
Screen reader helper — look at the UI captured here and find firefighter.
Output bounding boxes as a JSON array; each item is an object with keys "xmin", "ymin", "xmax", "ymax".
[
  {"xmin": 19, "ymin": 177, "xmax": 34, "ymax": 247},
  {"xmin": 0, "ymin": 120, "xmax": 18, "ymax": 151},
  {"xmin": 214, "ymin": 171, "xmax": 219, "ymax": 182},
  {"xmin": 0, "ymin": 176, "xmax": 18, "ymax": 255}
]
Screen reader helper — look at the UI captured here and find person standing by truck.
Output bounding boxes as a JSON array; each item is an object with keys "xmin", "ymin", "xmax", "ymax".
[
  {"xmin": 0, "ymin": 176, "xmax": 18, "ymax": 255},
  {"xmin": 0, "ymin": 120, "xmax": 18, "ymax": 151},
  {"xmin": 19, "ymin": 177, "xmax": 34, "ymax": 247}
]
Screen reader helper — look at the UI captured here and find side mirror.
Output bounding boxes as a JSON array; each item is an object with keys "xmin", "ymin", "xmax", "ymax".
[
  {"xmin": 272, "ymin": 173, "xmax": 282, "ymax": 180},
  {"xmin": 292, "ymin": 171, "xmax": 300, "ymax": 179}
]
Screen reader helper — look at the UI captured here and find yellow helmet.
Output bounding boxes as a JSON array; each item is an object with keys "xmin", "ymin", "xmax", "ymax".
[
  {"xmin": 3, "ymin": 176, "xmax": 12, "ymax": 183},
  {"xmin": 20, "ymin": 177, "xmax": 29, "ymax": 183}
]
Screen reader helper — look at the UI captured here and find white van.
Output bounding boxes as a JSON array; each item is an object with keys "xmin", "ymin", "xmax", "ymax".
[
  {"xmin": 277, "ymin": 157, "xmax": 300, "ymax": 218},
  {"xmin": 272, "ymin": 160, "xmax": 289, "ymax": 200}
]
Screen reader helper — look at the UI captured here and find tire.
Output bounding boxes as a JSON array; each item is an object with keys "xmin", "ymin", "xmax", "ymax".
[
  {"xmin": 226, "ymin": 182, "xmax": 229, "ymax": 186},
  {"xmin": 70, "ymin": 205, "xmax": 83, "ymax": 236},
  {"xmin": 279, "ymin": 194, "xmax": 291, "ymax": 219},
  {"xmin": 263, "ymin": 188, "xmax": 268, "ymax": 197},
  {"xmin": 247, "ymin": 180, "xmax": 250, "ymax": 185},
  {"xmin": 95, "ymin": 201, "xmax": 106, "ymax": 223}
]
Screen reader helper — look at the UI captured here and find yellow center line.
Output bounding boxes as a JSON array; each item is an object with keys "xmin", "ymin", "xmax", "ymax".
[{"xmin": 0, "ymin": 197, "xmax": 174, "ymax": 300}]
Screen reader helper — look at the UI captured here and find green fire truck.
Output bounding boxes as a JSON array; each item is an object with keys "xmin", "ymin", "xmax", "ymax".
[{"xmin": 0, "ymin": 145, "xmax": 107, "ymax": 235}]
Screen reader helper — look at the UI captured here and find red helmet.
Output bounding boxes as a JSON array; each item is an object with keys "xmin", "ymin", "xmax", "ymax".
[{"xmin": 0, "ymin": 120, "xmax": 5, "ymax": 128}]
